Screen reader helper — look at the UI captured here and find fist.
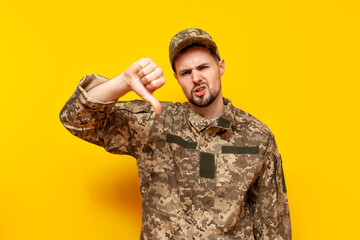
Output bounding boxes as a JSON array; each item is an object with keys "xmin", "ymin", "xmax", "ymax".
[{"xmin": 123, "ymin": 58, "xmax": 166, "ymax": 115}]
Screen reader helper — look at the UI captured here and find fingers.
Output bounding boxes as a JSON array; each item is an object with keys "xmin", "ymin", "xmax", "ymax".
[
  {"xmin": 145, "ymin": 76, "xmax": 166, "ymax": 92},
  {"xmin": 141, "ymin": 66, "xmax": 163, "ymax": 84},
  {"xmin": 139, "ymin": 61, "xmax": 165, "ymax": 93},
  {"xmin": 138, "ymin": 59, "xmax": 157, "ymax": 78}
]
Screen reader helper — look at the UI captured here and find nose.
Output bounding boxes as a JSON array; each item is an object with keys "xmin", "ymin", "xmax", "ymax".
[{"xmin": 191, "ymin": 70, "xmax": 201, "ymax": 84}]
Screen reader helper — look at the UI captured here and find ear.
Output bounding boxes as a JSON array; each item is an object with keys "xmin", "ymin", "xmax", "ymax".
[
  {"xmin": 173, "ymin": 73, "xmax": 179, "ymax": 81},
  {"xmin": 219, "ymin": 59, "xmax": 225, "ymax": 76}
]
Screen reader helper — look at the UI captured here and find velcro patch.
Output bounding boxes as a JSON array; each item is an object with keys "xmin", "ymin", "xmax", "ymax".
[
  {"xmin": 217, "ymin": 117, "xmax": 231, "ymax": 129},
  {"xmin": 200, "ymin": 152, "xmax": 215, "ymax": 179},
  {"xmin": 222, "ymin": 146, "xmax": 259, "ymax": 154},
  {"xmin": 280, "ymin": 155, "xmax": 287, "ymax": 193},
  {"xmin": 166, "ymin": 134, "xmax": 197, "ymax": 149}
]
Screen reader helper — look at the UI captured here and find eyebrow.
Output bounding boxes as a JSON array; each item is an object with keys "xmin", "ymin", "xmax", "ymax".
[{"xmin": 179, "ymin": 63, "xmax": 210, "ymax": 74}]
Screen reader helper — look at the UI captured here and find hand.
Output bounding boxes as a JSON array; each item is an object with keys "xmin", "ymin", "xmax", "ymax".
[{"xmin": 122, "ymin": 58, "xmax": 166, "ymax": 115}]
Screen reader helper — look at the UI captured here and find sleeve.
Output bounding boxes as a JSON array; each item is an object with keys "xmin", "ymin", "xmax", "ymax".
[
  {"xmin": 252, "ymin": 133, "xmax": 292, "ymax": 240},
  {"xmin": 59, "ymin": 73, "xmax": 155, "ymax": 158}
]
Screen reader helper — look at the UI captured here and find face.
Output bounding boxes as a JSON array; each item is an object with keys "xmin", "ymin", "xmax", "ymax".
[{"xmin": 174, "ymin": 46, "xmax": 225, "ymax": 108}]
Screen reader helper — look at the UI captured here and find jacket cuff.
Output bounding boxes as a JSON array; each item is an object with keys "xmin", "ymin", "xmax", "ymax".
[{"xmin": 75, "ymin": 73, "xmax": 116, "ymax": 111}]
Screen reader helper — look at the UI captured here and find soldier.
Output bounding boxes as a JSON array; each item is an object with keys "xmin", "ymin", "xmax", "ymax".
[{"xmin": 60, "ymin": 28, "xmax": 291, "ymax": 239}]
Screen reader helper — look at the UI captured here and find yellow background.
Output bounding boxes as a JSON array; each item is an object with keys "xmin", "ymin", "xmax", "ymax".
[{"xmin": 1, "ymin": 0, "xmax": 359, "ymax": 239}]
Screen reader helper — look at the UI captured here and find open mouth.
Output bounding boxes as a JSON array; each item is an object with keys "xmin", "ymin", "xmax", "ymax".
[
  {"xmin": 194, "ymin": 85, "xmax": 207, "ymax": 97},
  {"xmin": 195, "ymin": 86, "xmax": 206, "ymax": 92}
]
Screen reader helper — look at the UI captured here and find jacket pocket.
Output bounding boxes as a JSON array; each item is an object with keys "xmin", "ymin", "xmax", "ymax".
[{"xmin": 213, "ymin": 151, "xmax": 262, "ymax": 229}]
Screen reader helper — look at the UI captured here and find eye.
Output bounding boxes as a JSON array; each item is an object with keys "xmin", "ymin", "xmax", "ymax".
[
  {"xmin": 181, "ymin": 70, "xmax": 191, "ymax": 76},
  {"xmin": 199, "ymin": 65, "xmax": 208, "ymax": 70}
]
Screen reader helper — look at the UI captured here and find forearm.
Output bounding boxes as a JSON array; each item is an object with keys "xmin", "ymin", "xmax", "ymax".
[
  {"xmin": 59, "ymin": 73, "xmax": 156, "ymax": 156},
  {"xmin": 88, "ymin": 58, "xmax": 165, "ymax": 115},
  {"xmin": 87, "ymin": 72, "xmax": 131, "ymax": 102},
  {"xmin": 60, "ymin": 57, "xmax": 165, "ymax": 152}
]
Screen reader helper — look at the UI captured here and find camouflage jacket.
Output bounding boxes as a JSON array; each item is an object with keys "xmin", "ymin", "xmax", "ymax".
[{"xmin": 60, "ymin": 74, "xmax": 291, "ymax": 240}]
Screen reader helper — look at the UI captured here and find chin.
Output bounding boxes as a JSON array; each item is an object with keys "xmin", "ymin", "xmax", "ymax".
[{"xmin": 190, "ymin": 97, "xmax": 215, "ymax": 108}]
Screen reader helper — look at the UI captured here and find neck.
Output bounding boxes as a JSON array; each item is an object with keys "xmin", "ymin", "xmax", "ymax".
[{"xmin": 189, "ymin": 93, "xmax": 224, "ymax": 120}]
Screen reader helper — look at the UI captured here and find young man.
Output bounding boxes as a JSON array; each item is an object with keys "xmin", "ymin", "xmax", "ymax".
[{"xmin": 60, "ymin": 28, "xmax": 291, "ymax": 239}]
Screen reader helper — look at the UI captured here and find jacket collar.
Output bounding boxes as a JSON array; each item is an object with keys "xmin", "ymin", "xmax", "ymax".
[{"xmin": 186, "ymin": 98, "xmax": 235, "ymax": 133}]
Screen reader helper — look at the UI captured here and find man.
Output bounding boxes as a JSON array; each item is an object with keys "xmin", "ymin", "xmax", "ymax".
[{"xmin": 60, "ymin": 28, "xmax": 291, "ymax": 239}]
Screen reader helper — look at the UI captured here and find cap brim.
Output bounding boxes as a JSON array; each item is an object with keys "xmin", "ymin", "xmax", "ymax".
[{"xmin": 170, "ymin": 37, "xmax": 219, "ymax": 64}]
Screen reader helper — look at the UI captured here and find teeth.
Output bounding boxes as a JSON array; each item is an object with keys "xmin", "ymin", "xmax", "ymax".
[{"xmin": 195, "ymin": 86, "xmax": 205, "ymax": 93}]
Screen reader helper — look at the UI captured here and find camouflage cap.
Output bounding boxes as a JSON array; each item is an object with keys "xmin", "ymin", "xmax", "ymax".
[{"xmin": 169, "ymin": 28, "xmax": 220, "ymax": 67}]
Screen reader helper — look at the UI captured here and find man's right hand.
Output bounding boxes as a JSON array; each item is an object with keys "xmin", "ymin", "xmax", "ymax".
[
  {"xmin": 121, "ymin": 58, "xmax": 166, "ymax": 115},
  {"xmin": 88, "ymin": 58, "xmax": 166, "ymax": 115}
]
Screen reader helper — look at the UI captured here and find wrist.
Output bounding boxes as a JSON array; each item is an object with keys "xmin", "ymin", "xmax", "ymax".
[{"xmin": 111, "ymin": 72, "xmax": 132, "ymax": 96}]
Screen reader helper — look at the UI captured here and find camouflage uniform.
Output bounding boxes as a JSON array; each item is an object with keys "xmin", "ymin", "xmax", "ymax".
[{"xmin": 60, "ymin": 73, "xmax": 291, "ymax": 239}]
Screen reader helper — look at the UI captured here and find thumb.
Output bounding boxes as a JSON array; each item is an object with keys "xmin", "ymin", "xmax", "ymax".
[
  {"xmin": 131, "ymin": 79, "xmax": 162, "ymax": 115},
  {"xmin": 143, "ymin": 94, "xmax": 162, "ymax": 115}
]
